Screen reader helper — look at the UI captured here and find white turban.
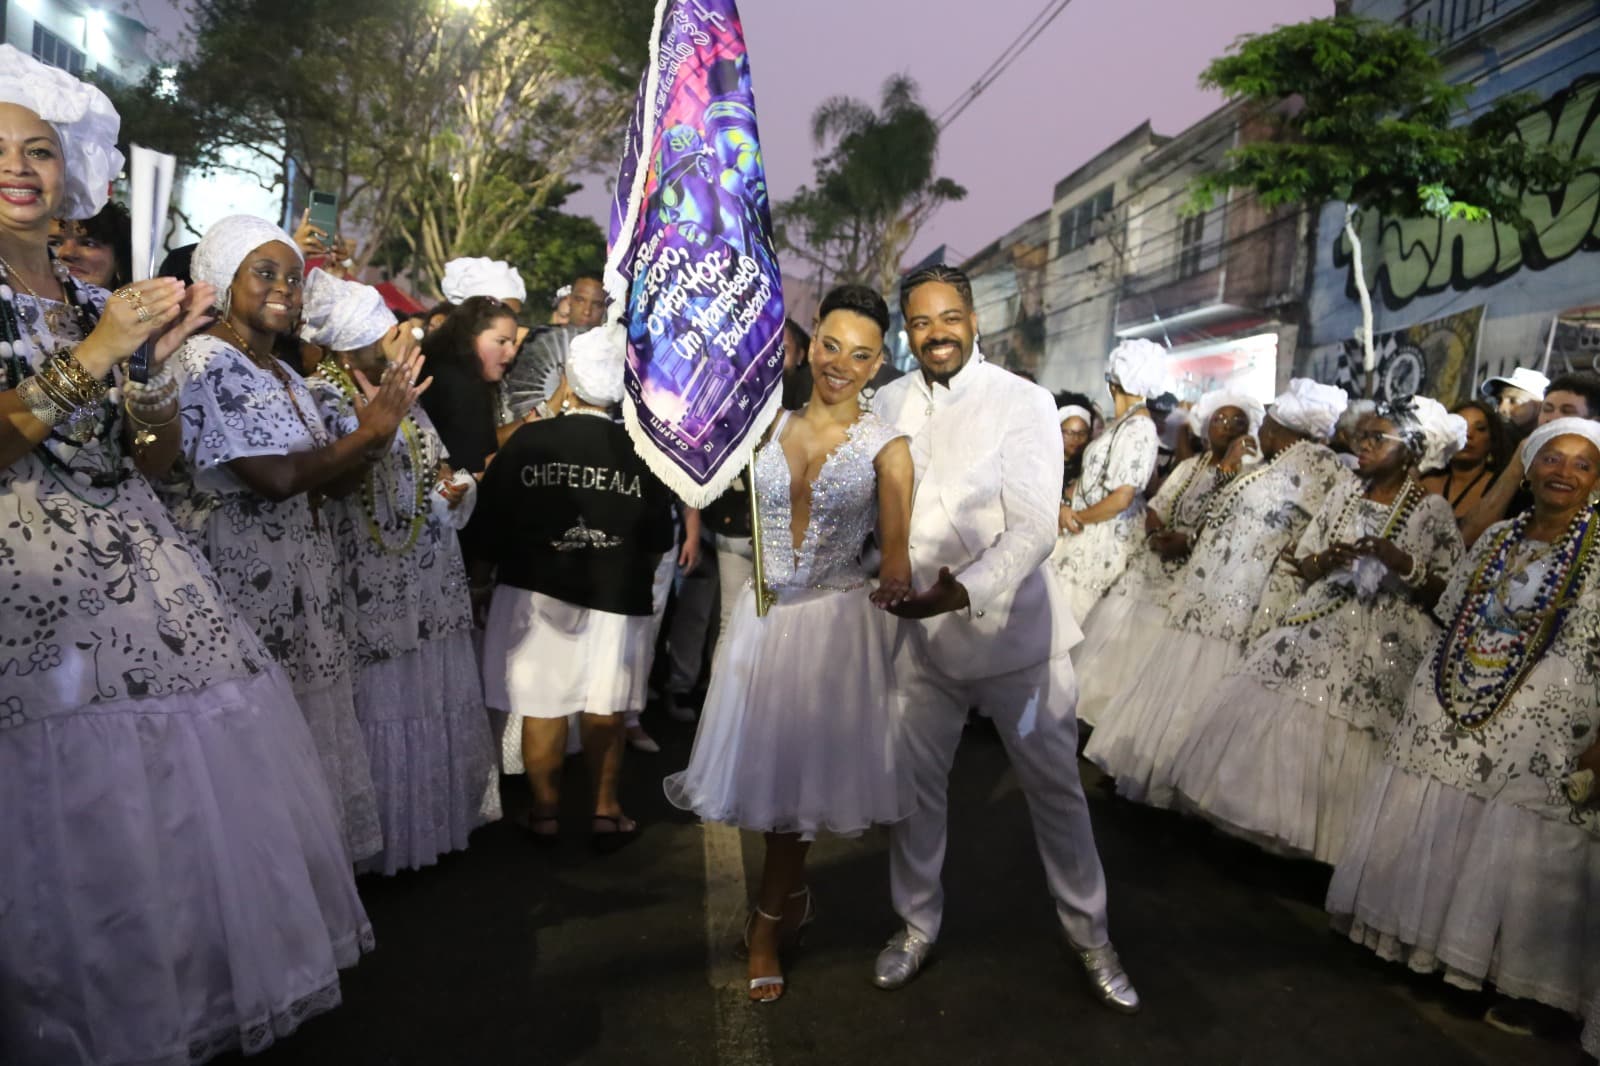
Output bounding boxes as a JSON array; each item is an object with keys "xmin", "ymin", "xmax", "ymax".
[
  {"xmin": 1520, "ymin": 416, "xmax": 1600, "ymax": 469},
  {"xmin": 1058, "ymin": 405, "xmax": 1092, "ymax": 426},
  {"xmin": 192, "ymin": 215, "xmax": 302, "ymax": 293},
  {"xmin": 299, "ymin": 270, "xmax": 395, "ymax": 352},
  {"xmin": 1189, "ymin": 389, "xmax": 1266, "ymax": 439},
  {"xmin": 0, "ymin": 45, "xmax": 123, "ymax": 220},
  {"xmin": 1106, "ymin": 338, "xmax": 1169, "ymax": 400},
  {"xmin": 440, "ymin": 257, "xmax": 526, "ymax": 305},
  {"xmin": 1270, "ymin": 378, "xmax": 1348, "ymax": 441},
  {"xmin": 1375, "ymin": 395, "xmax": 1466, "ymax": 473},
  {"xmin": 566, "ymin": 323, "xmax": 626, "ymax": 407}
]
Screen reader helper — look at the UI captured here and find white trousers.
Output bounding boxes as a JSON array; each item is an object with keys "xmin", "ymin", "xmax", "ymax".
[{"xmin": 889, "ymin": 641, "xmax": 1110, "ymax": 949}]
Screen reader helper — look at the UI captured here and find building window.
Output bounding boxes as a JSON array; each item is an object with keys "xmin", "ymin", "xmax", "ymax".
[
  {"xmin": 1178, "ymin": 213, "xmax": 1205, "ymax": 279},
  {"xmin": 33, "ymin": 25, "xmax": 86, "ymax": 77},
  {"xmin": 1058, "ymin": 185, "xmax": 1114, "ymax": 255}
]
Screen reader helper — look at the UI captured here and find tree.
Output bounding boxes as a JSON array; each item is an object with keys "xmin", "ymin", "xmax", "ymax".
[
  {"xmin": 775, "ymin": 75, "xmax": 966, "ymax": 298},
  {"xmin": 108, "ymin": 0, "xmax": 650, "ymax": 290},
  {"xmin": 1184, "ymin": 15, "xmax": 1581, "ymax": 393}
]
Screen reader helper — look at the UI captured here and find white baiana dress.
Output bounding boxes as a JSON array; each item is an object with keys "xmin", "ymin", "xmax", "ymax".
[
  {"xmin": 169, "ymin": 335, "xmax": 382, "ymax": 862},
  {"xmin": 664, "ymin": 412, "xmax": 916, "ymax": 838},
  {"xmin": 1327, "ymin": 510, "xmax": 1600, "ymax": 1014},
  {"xmin": 1083, "ymin": 440, "xmax": 1351, "ymax": 806},
  {"xmin": 1, "ymin": 292, "xmax": 370, "ymax": 1065},
  {"xmin": 1075, "ymin": 451, "xmax": 1229, "ymax": 727},
  {"xmin": 1048, "ymin": 409, "xmax": 1159, "ymax": 625},
  {"xmin": 310, "ymin": 376, "xmax": 501, "ymax": 875},
  {"xmin": 1169, "ymin": 480, "xmax": 1463, "ymax": 863}
]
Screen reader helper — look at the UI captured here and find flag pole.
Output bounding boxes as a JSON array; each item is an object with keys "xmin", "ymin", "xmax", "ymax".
[{"xmin": 746, "ymin": 455, "xmax": 776, "ymax": 617}]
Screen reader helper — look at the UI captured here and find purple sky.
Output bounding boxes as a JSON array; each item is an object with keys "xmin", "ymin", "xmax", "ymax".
[{"xmin": 130, "ymin": 0, "xmax": 1332, "ymax": 265}]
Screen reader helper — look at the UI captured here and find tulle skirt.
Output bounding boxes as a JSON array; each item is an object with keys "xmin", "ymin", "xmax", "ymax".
[
  {"xmin": 1170, "ymin": 675, "xmax": 1383, "ymax": 863},
  {"xmin": 1327, "ymin": 764, "xmax": 1600, "ymax": 1013},
  {"xmin": 482, "ymin": 586, "xmax": 653, "ymax": 719},
  {"xmin": 1081, "ymin": 626, "xmax": 1241, "ymax": 807},
  {"xmin": 353, "ymin": 632, "xmax": 502, "ymax": 876},
  {"xmin": 296, "ymin": 671, "xmax": 383, "ymax": 863},
  {"xmin": 1073, "ymin": 595, "xmax": 1170, "ymax": 730},
  {"xmin": 664, "ymin": 585, "xmax": 913, "ymax": 839},
  {"xmin": 0, "ymin": 669, "xmax": 373, "ymax": 1066}
]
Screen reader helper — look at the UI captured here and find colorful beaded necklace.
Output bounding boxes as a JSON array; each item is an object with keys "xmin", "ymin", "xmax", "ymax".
[
  {"xmin": 1280, "ymin": 476, "xmax": 1425, "ymax": 628},
  {"xmin": 1431, "ymin": 503, "xmax": 1599, "ymax": 731},
  {"xmin": 317, "ymin": 358, "xmax": 432, "ymax": 555},
  {"xmin": 0, "ymin": 257, "xmax": 123, "ymax": 495}
]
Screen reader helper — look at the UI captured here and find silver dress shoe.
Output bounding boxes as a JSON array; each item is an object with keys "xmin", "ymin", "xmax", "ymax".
[
  {"xmin": 1075, "ymin": 943, "xmax": 1140, "ymax": 1013},
  {"xmin": 873, "ymin": 929, "xmax": 933, "ymax": 990}
]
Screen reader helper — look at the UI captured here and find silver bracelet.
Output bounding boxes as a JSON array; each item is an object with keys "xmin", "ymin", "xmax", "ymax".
[
  {"xmin": 123, "ymin": 367, "xmax": 178, "ymax": 411},
  {"xmin": 17, "ymin": 375, "xmax": 69, "ymax": 427}
]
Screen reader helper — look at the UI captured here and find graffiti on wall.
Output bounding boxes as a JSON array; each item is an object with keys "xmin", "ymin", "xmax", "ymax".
[
  {"xmin": 1308, "ymin": 305, "xmax": 1486, "ymax": 405},
  {"xmin": 1334, "ymin": 75, "xmax": 1600, "ymax": 312}
]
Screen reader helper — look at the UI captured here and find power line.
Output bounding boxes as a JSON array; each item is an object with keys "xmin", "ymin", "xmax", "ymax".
[
  {"xmin": 935, "ymin": 0, "xmax": 1080, "ymax": 131},
  {"xmin": 956, "ymin": 25, "xmax": 1600, "ymax": 322}
]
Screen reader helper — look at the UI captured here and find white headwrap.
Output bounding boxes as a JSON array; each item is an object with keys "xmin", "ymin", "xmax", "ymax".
[
  {"xmin": 1270, "ymin": 378, "xmax": 1348, "ymax": 441},
  {"xmin": 192, "ymin": 215, "xmax": 302, "ymax": 293},
  {"xmin": 566, "ymin": 323, "xmax": 627, "ymax": 407},
  {"xmin": 1376, "ymin": 395, "xmax": 1466, "ymax": 473},
  {"xmin": 1520, "ymin": 416, "xmax": 1600, "ymax": 469},
  {"xmin": 440, "ymin": 257, "xmax": 526, "ymax": 305},
  {"xmin": 0, "ymin": 45, "xmax": 123, "ymax": 220},
  {"xmin": 1058, "ymin": 405, "xmax": 1092, "ymax": 427},
  {"xmin": 1106, "ymin": 338, "xmax": 1169, "ymax": 400},
  {"xmin": 299, "ymin": 270, "xmax": 395, "ymax": 352},
  {"xmin": 1189, "ymin": 389, "xmax": 1266, "ymax": 439}
]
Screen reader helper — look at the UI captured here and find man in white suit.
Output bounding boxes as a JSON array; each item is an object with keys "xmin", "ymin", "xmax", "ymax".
[{"xmin": 871, "ymin": 265, "xmax": 1138, "ymax": 1012}]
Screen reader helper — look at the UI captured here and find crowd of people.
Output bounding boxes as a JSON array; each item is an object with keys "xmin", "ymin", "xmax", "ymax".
[{"xmin": 2, "ymin": 43, "xmax": 1598, "ymax": 1065}]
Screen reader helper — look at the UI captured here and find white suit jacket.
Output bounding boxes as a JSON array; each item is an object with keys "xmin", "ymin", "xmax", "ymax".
[{"xmin": 874, "ymin": 353, "xmax": 1082, "ymax": 680}]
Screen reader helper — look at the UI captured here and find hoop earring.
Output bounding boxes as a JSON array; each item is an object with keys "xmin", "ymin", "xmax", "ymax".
[{"xmin": 1520, "ymin": 478, "xmax": 1531, "ymax": 492}]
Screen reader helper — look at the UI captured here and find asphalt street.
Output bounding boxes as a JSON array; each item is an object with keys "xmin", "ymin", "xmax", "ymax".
[{"xmin": 222, "ymin": 710, "xmax": 1586, "ymax": 1066}]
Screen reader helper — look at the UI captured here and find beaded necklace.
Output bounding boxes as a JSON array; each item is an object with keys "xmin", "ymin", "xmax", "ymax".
[
  {"xmin": 1193, "ymin": 438, "xmax": 1310, "ymax": 541},
  {"xmin": 1431, "ymin": 503, "xmax": 1599, "ymax": 731},
  {"xmin": 1279, "ymin": 475, "xmax": 1425, "ymax": 628},
  {"xmin": 317, "ymin": 358, "xmax": 433, "ymax": 555},
  {"xmin": 0, "ymin": 257, "xmax": 124, "ymax": 497}
]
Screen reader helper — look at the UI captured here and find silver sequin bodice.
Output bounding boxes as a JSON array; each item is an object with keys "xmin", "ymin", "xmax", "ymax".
[{"xmin": 754, "ymin": 413, "xmax": 904, "ymax": 593}]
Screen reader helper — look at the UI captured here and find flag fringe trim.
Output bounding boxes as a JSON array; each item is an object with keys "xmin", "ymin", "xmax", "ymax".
[{"xmin": 622, "ymin": 385, "xmax": 784, "ymax": 509}]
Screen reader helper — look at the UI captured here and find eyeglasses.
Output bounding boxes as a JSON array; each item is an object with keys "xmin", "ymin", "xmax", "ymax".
[{"xmin": 1354, "ymin": 430, "xmax": 1407, "ymax": 448}]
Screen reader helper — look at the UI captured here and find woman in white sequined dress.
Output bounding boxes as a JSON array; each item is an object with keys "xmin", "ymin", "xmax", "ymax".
[
  {"xmin": 1170, "ymin": 398, "xmax": 1465, "ymax": 863},
  {"xmin": 665, "ymin": 285, "xmax": 916, "ymax": 1003}
]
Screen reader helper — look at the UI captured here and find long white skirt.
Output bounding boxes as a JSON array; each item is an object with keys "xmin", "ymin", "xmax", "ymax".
[
  {"xmin": 1074, "ymin": 595, "xmax": 1169, "ymax": 730},
  {"xmin": 0, "ymin": 669, "xmax": 372, "ymax": 1066},
  {"xmin": 1170, "ymin": 675, "xmax": 1383, "ymax": 863},
  {"xmin": 663, "ymin": 585, "xmax": 913, "ymax": 839},
  {"xmin": 353, "ymin": 632, "xmax": 502, "ymax": 876},
  {"xmin": 1327, "ymin": 764, "xmax": 1600, "ymax": 1013},
  {"xmin": 482, "ymin": 586, "xmax": 654, "ymax": 719},
  {"xmin": 297, "ymin": 671, "xmax": 383, "ymax": 863},
  {"xmin": 1081, "ymin": 626, "xmax": 1241, "ymax": 807}
]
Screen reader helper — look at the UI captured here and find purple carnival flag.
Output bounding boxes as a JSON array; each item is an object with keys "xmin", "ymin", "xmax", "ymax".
[{"xmin": 603, "ymin": 0, "xmax": 786, "ymax": 508}]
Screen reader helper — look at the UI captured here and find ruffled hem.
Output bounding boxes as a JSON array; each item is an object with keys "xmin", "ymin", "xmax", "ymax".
[
  {"xmin": 1326, "ymin": 765, "xmax": 1599, "ymax": 1013},
  {"xmin": 1, "ymin": 669, "xmax": 372, "ymax": 1066},
  {"xmin": 1082, "ymin": 627, "xmax": 1240, "ymax": 806},
  {"xmin": 353, "ymin": 633, "xmax": 502, "ymax": 876},
  {"xmin": 1170, "ymin": 675, "xmax": 1383, "ymax": 863},
  {"xmin": 663, "ymin": 585, "xmax": 912, "ymax": 839}
]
